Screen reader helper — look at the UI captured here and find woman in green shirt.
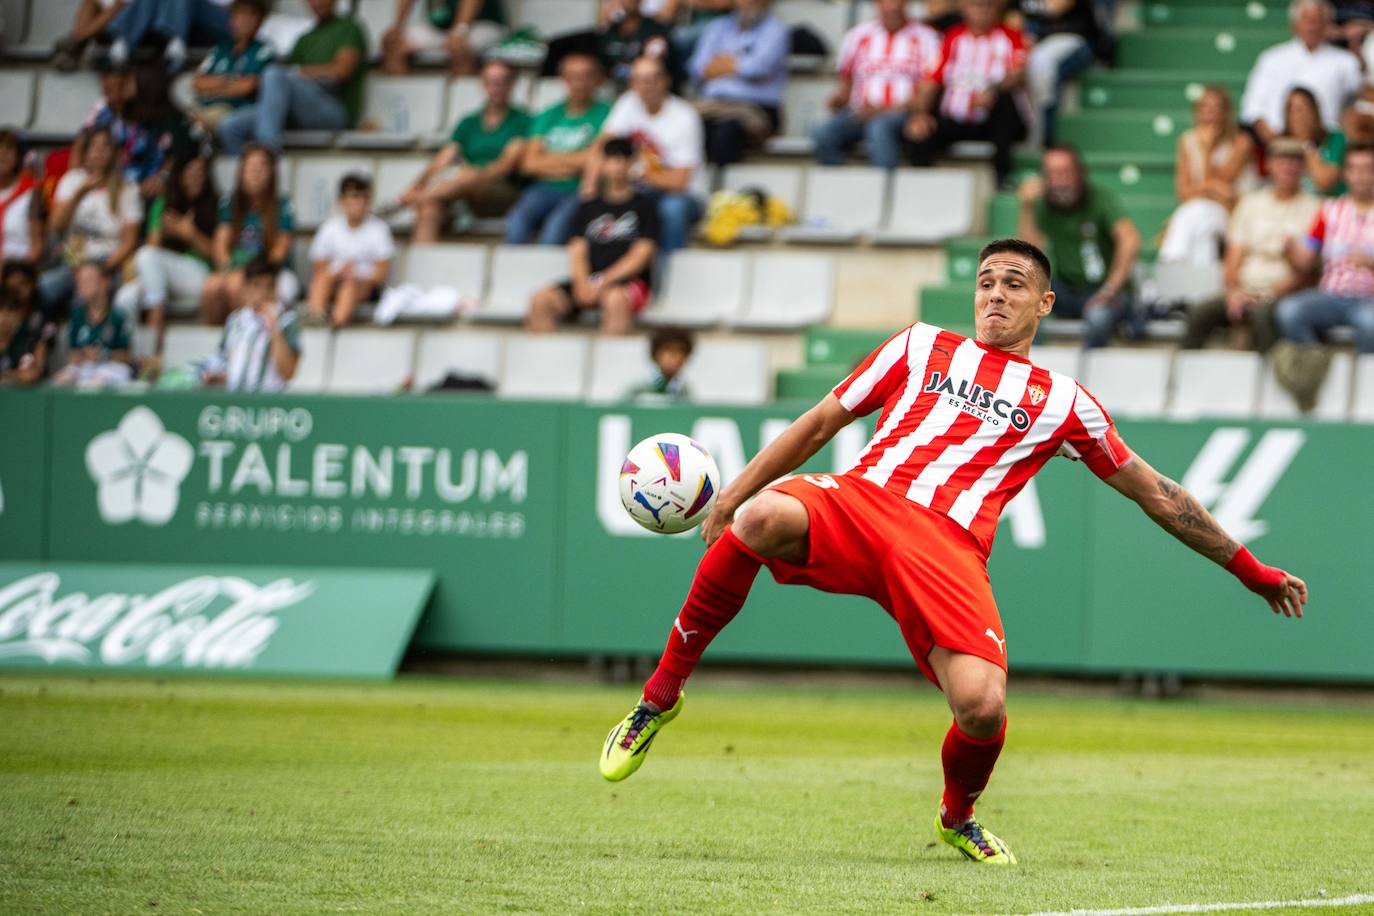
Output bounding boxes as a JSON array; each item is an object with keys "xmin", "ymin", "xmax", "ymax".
[
  {"xmin": 1283, "ymin": 87, "xmax": 1345, "ymax": 196},
  {"xmin": 398, "ymin": 58, "xmax": 530, "ymax": 243},
  {"xmin": 200, "ymin": 145, "xmax": 296, "ymax": 324}
]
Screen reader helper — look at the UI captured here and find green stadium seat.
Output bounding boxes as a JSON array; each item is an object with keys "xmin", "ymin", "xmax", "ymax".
[
  {"xmin": 1140, "ymin": 1, "xmax": 1287, "ymax": 29},
  {"xmin": 1117, "ymin": 28, "xmax": 1285, "ymax": 72},
  {"xmin": 776, "ymin": 367, "xmax": 843, "ymax": 401},
  {"xmin": 803, "ymin": 328, "xmax": 889, "ymax": 368},
  {"xmin": 917, "ymin": 283, "xmax": 976, "ymax": 331},
  {"xmin": 1078, "ymin": 71, "xmax": 1246, "ymax": 111},
  {"xmin": 1056, "ymin": 110, "xmax": 1190, "ymax": 156}
]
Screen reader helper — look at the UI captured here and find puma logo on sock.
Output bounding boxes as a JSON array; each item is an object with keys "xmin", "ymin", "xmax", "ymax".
[{"xmin": 674, "ymin": 617, "xmax": 699, "ymax": 644}]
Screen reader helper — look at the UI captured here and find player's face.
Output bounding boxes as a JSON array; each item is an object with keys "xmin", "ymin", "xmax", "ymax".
[{"xmin": 973, "ymin": 255, "xmax": 1052, "ymax": 349}]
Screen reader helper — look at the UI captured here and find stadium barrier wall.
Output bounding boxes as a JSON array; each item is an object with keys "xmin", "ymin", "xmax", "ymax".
[{"xmin": 1, "ymin": 389, "xmax": 1370, "ymax": 681}]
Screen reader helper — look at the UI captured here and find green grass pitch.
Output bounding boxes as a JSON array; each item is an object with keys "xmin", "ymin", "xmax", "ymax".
[{"xmin": 2, "ymin": 673, "xmax": 1372, "ymax": 915}]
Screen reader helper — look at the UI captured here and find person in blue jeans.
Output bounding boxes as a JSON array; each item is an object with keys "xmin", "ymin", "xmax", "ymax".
[
  {"xmin": 217, "ymin": 0, "xmax": 368, "ymax": 153},
  {"xmin": 63, "ymin": 0, "xmax": 230, "ymax": 72}
]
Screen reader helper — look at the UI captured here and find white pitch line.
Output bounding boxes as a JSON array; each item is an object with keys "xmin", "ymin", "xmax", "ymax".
[{"xmin": 1017, "ymin": 893, "xmax": 1374, "ymax": 916}]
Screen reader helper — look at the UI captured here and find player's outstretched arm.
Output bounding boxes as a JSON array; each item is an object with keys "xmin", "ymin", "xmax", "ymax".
[
  {"xmin": 700, "ymin": 395, "xmax": 854, "ymax": 546},
  {"xmin": 1103, "ymin": 454, "xmax": 1308, "ymax": 618}
]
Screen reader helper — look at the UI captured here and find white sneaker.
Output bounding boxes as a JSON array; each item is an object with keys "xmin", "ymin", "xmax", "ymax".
[
  {"xmin": 164, "ymin": 36, "xmax": 187, "ymax": 72},
  {"xmin": 108, "ymin": 38, "xmax": 129, "ymax": 66}
]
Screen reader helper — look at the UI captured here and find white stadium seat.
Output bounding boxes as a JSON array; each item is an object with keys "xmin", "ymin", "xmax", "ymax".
[
  {"xmin": 341, "ymin": 77, "xmax": 448, "ymax": 147},
  {"xmin": 403, "ymin": 243, "xmax": 489, "ymax": 298},
  {"xmin": 413, "ymin": 330, "xmax": 503, "ymax": 390},
  {"xmin": 1168, "ymin": 351, "xmax": 1262, "ymax": 419},
  {"xmin": 326, "ymin": 329, "xmax": 416, "ymax": 393},
  {"xmin": 1082, "ymin": 349, "xmax": 1172, "ymax": 417},
  {"xmin": 162, "ymin": 327, "xmax": 225, "ymax": 372},
  {"xmin": 291, "ymin": 156, "xmax": 376, "ymax": 229},
  {"xmin": 779, "ymin": 167, "xmax": 887, "ymax": 243},
  {"xmin": 766, "ymin": 78, "xmax": 833, "ymax": 155},
  {"xmin": 734, "ymin": 252, "xmax": 833, "ymax": 330},
  {"xmin": 719, "ymin": 164, "xmax": 804, "ymax": 239},
  {"xmin": 478, "ymin": 245, "xmax": 568, "ymax": 322},
  {"xmin": 517, "ymin": 0, "xmax": 600, "ymax": 39},
  {"xmin": 769, "ymin": 0, "xmax": 852, "ymax": 56},
  {"xmin": 529, "ymin": 77, "xmax": 566, "ymax": 113},
  {"xmin": 681, "ymin": 340, "xmax": 771, "ymax": 405},
  {"xmin": 1029, "ymin": 346, "xmax": 1082, "ymax": 380},
  {"xmin": 499, "ymin": 335, "xmax": 588, "ymax": 400},
  {"xmin": 16, "ymin": 0, "xmax": 68, "ymax": 53},
  {"xmin": 1150, "ymin": 261, "xmax": 1224, "ymax": 306},
  {"xmin": 0, "ymin": 70, "xmax": 36, "ymax": 128},
  {"xmin": 587, "ymin": 337, "xmax": 656, "ymax": 403},
  {"xmin": 872, "ymin": 169, "xmax": 977, "ymax": 244},
  {"xmin": 29, "ymin": 73, "xmax": 101, "ymax": 141},
  {"xmin": 1257, "ymin": 352, "xmax": 1353, "ymax": 421},
  {"xmin": 291, "ymin": 328, "xmax": 334, "ymax": 393},
  {"xmin": 351, "ymin": 0, "xmax": 400, "ymax": 60},
  {"xmin": 1353, "ymin": 354, "xmax": 1374, "ymax": 422},
  {"xmin": 641, "ymin": 251, "xmax": 748, "ymax": 328}
]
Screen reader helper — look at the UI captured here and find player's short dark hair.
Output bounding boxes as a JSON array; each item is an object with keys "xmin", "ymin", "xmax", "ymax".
[
  {"xmin": 603, "ymin": 136, "xmax": 635, "ymax": 160},
  {"xmin": 650, "ymin": 327, "xmax": 694, "ymax": 359},
  {"xmin": 978, "ymin": 239, "xmax": 1052, "ymax": 290},
  {"xmin": 243, "ymin": 255, "xmax": 276, "ymax": 282},
  {"xmin": 338, "ymin": 172, "xmax": 372, "ymax": 196}
]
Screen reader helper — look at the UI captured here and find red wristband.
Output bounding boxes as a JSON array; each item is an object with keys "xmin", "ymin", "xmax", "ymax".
[{"xmin": 1225, "ymin": 547, "xmax": 1286, "ymax": 594}]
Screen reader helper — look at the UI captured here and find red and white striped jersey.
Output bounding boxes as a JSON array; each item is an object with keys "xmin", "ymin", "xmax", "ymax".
[
  {"xmin": 932, "ymin": 24, "xmax": 1027, "ymax": 123},
  {"xmin": 837, "ymin": 18, "xmax": 942, "ymax": 110},
  {"xmin": 1304, "ymin": 196, "xmax": 1374, "ymax": 297},
  {"xmin": 832, "ymin": 323, "xmax": 1133, "ymax": 556}
]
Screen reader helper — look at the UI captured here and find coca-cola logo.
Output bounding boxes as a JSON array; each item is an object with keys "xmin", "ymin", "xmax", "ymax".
[{"xmin": 0, "ymin": 573, "xmax": 315, "ymax": 668}]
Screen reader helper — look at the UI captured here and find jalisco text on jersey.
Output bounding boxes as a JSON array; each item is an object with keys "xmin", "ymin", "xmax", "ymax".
[{"xmin": 922, "ymin": 371, "xmax": 1032, "ymax": 431}]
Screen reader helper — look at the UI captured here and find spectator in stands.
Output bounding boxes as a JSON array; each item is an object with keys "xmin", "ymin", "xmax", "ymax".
[
  {"xmin": 307, "ymin": 174, "xmax": 395, "ymax": 329},
  {"xmin": 189, "ymin": 0, "xmax": 275, "ymax": 133},
  {"xmin": 400, "ymin": 59, "xmax": 531, "ymax": 243},
  {"xmin": 113, "ymin": 153, "xmax": 219, "ymax": 354},
  {"xmin": 40, "ymin": 127, "xmax": 141, "ymax": 316},
  {"xmin": 658, "ymin": 1, "xmax": 739, "ymax": 62},
  {"xmin": 52, "ymin": 261, "xmax": 133, "ymax": 387},
  {"xmin": 1017, "ymin": 0, "xmax": 1102, "ymax": 145},
  {"xmin": 589, "ymin": 56, "xmax": 706, "ymax": 253},
  {"xmin": 1276, "ymin": 144, "xmax": 1374, "ymax": 353},
  {"xmin": 529, "ymin": 137, "xmax": 658, "ymax": 335},
  {"xmin": 81, "ymin": 63, "xmax": 136, "ymax": 154},
  {"xmin": 0, "ymin": 130, "xmax": 41, "ymax": 265},
  {"xmin": 1158, "ymin": 86, "xmax": 1259, "ymax": 268},
  {"xmin": 506, "ymin": 55, "xmax": 610, "ymax": 245},
  {"xmin": 1284, "ymin": 87, "xmax": 1345, "ymax": 195},
  {"xmin": 627, "ymin": 326, "xmax": 693, "ymax": 401},
  {"xmin": 813, "ymin": 0, "xmax": 942, "ymax": 170},
  {"xmin": 905, "ymin": 0, "xmax": 1029, "ymax": 189},
  {"xmin": 599, "ymin": 0, "xmax": 677, "ymax": 87},
  {"xmin": 83, "ymin": 62, "xmax": 194, "ymax": 200},
  {"xmin": 1017, "ymin": 144, "xmax": 1141, "ymax": 348},
  {"xmin": 200, "ymin": 145, "xmax": 296, "ymax": 324},
  {"xmin": 923, "ymin": 0, "xmax": 964, "ymax": 32},
  {"xmin": 0, "ymin": 263, "xmax": 55, "ymax": 385},
  {"xmin": 687, "ymin": 0, "xmax": 788, "ymax": 166},
  {"xmin": 58, "ymin": 0, "xmax": 231, "ymax": 72},
  {"xmin": 381, "ymin": 0, "xmax": 508, "ymax": 77},
  {"xmin": 1241, "ymin": 0, "xmax": 1360, "ymax": 146},
  {"xmin": 201, "ymin": 256, "xmax": 302, "ymax": 392},
  {"xmin": 217, "ymin": 0, "xmax": 368, "ymax": 153},
  {"xmin": 1182, "ymin": 139, "xmax": 1319, "ymax": 352}
]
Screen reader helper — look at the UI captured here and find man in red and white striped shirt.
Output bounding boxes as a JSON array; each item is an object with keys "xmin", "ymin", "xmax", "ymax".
[
  {"xmin": 600, "ymin": 238, "xmax": 1308, "ymax": 865},
  {"xmin": 1276, "ymin": 145, "xmax": 1374, "ymax": 353},
  {"xmin": 906, "ymin": 0, "xmax": 1029, "ymax": 187},
  {"xmin": 812, "ymin": 0, "xmax": 941, "ymax": 169}
]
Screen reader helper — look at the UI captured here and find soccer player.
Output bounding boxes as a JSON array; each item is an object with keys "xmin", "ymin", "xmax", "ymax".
[{"xmin": 598, "ymin": 239, "xmax": 1309, "ymax": 865}]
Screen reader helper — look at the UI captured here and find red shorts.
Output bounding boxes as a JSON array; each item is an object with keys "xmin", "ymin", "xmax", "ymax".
[
  {"xmin": 558, "ymin": 278, "xmax": 652, "ymax": 314},
  {"xmin": 761, "ymin": 473, "xmax": 1007, "ymax": 688}
]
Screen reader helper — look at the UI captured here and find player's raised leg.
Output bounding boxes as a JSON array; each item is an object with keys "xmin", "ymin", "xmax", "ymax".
[
  {"xmin": 928, "ymin": 647, "xmax": 1017, "ymax": 865},
  {"xmin": 598, "ymin": 491, "xmax": 808, "ymax": 781}
]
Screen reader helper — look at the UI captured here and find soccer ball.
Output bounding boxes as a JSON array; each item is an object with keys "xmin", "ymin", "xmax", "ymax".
[{"xmin": 619, "ymin": 433, "xmax": 721, "ymax": 534}]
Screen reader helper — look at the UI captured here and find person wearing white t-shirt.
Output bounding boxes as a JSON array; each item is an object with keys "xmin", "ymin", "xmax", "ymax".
[
  {"xmin": 40, "ymin": 127, "xmax": 141, "ymax": 315},
  {"xmin": 306, "ymin": 173, "xmax": 395, "ymax": 329},
  {"xmin": 1241, "ymin": 0, "xmax": 1362, "ymax": 144},
  {"xmin": 0, "ymin": 131, "xmax": 41, "ymax": 265},
  {"xmin": 584, "ymin": 56, "xmax": 705, "ymax": 252}
]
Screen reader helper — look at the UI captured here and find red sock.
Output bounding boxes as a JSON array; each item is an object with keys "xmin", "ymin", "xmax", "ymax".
[
  {"xmin": 939, "ymin": 716, "xmax": 1007, "ymax": 827},
  {"xmin": 642, "ymin": 528, "xmax": 763, "ymax": 710}
]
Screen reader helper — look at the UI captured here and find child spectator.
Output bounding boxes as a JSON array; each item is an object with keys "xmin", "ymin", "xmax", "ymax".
[
  {"xmin": 0, "ymin": 130, "xmax": 41, "ymax": 264},
  {"xmin": 528, "ymin": 137, "xmax": 658, "ymax": 335},
  {"xmin": 40, "ymin": 126, "xmax": 141, "ymax": 316},
  {"xmin": 114, "ymin": 153, "xmax": 219, "ymax": 353},
  {"xmin": 627, "ymin": 326, "xmax": 693, "ymax": 401},
  {"xmin": 189, "ymin": 0, "xmax": 275, "ymax": 132},
  {"xmin": 53, "ymin": 261, "xmax": 132, "ymax": 387},
  {"xmin": 202, "ymin": 256, "xmax": 302, "ymax": 392},
  {"xmin": 0, "ymin": 263, "xmax": 56, "ymax": 385},
  {"xmin": 399, "ymin": 58, "xmax": 530, "ymax": 243},
  {"xmin": 200, "ymin": 145, "xmax": 297, "ymax": 324},
  {"xmin": 307, "ymin": 174, "xmax": 395, "ymax": 328}
]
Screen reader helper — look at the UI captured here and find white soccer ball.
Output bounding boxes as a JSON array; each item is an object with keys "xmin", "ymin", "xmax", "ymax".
[{"xmin": 618, "ymin": 433, "xmax": 721, "ymax": 534}]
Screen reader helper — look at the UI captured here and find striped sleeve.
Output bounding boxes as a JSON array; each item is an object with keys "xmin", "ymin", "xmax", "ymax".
[
  {"xmin": 831, "ymin": 326, "xmax": 912, "ymax": 417},
  {"xmin": 1059, "ymin": 383, "xmax": 1133, "ymax": 479}
]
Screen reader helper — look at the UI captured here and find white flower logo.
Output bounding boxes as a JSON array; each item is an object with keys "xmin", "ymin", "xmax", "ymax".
[{"xmin": 85, "ymin": 406, "xmax": 194, "ymax": 526}]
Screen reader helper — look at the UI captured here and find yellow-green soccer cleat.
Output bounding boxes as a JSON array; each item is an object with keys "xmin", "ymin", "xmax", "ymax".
[
  {"xmin": 599, "ymin": 693, "xmax": 684, "ymax": 781},
  {"xmin": 935, "ymin": 812, "xmax": 1018, "ymax": 865}
]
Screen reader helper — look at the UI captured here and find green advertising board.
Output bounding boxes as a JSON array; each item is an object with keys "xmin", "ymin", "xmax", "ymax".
[
  {"xmin": 0, "ymin": 391, "xmax": 48, "ymax": 561},
  {"xmin": 0, "ymin": 562, "xmax": 433, "ymax": 678}
]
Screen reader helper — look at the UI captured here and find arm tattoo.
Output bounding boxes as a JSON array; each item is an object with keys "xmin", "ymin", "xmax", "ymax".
[{"xmin": 1148, "ymin": 476, "xmax": 1240, "ymax": 566}]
